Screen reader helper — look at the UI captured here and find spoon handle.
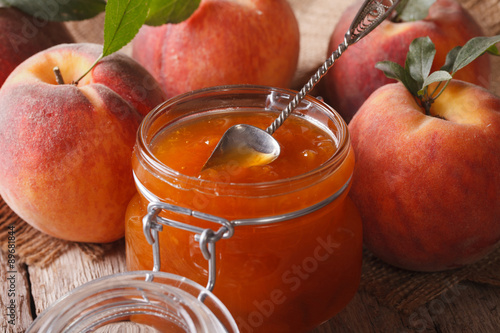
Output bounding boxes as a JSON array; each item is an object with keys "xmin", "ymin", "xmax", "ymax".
[{"xmin": 265, "ymin": 0, "xmax": 401, "ymax": 135}]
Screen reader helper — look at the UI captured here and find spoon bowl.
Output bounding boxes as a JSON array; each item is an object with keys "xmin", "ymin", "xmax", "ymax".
[{"xmin": 201, "ymin": 124, "xmax": 280, "ymax": 171}]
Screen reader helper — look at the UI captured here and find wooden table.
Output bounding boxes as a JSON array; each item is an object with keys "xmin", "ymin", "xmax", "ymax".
[{"xmin": 2, "ymin": 0, "xmax": 500, "ymax": 331}]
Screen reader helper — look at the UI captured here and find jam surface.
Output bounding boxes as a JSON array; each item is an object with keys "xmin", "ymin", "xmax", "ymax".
[{"xmin": 150, "ymin": 111, "xmax": 338, "ymax": 182}]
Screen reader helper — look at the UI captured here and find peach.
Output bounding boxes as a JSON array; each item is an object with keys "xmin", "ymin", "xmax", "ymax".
[
  {"xmin": 322, "ymin": 0, "xmax": 491, "ymax": 123},
  {"xmin": 132, "ymin": 0, "xmax": 300, "ymax": 99},
  {"xmin": 0, "ymin": 43, "xmax": 166, "ymax": 243},
  {"xmin": 0, "ymin": 7, "xmax": 74, "ymax": 87},
  {"xmin": 348, "ymin": 80, "xmax": 500, "ymax": 271}
]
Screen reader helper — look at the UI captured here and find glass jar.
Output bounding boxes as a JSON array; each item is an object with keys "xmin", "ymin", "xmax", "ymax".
[
  {"xmin": 26, "ymin": 271, "xmax": 239, "ymax": 332},
  {"xmin": 126, "ymin": 85, "xmax": 362, "ymax": 332}
]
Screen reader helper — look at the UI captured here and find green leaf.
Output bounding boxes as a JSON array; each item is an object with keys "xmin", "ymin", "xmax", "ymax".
[
  {"xmin": 452, "ymin": 35, "xmax": 500, "ymax": 74},
  {"xmin": 486, "ymin": 44, "xmax": 500, "ymax": 56},
  {"xmin": 375, "ymin": 61, "xmax": 405, "ymax": 81},
  {"xmin": 418, "ymin": 70, "xmax": 452, "ymax": 95},
  {"xmin": 405, "ymin": 36, "xmax": 436, "ymax": 87},
  {"xmin": 397, "ymin": 0, "xmax": 436, "ymax": 22},
  {"xmin": 0, "ymin": 0, "xmax": 106, "ymax": 21},
  {"xmin": 376, "ymin": 61, "xmax": 420, "ymax": 96},
  {"xmin": 440, "ymin": 46, "xmax": 461, "ymax": 73},
  {"xmin": 145, "ymin": 0, "xmax": 200, "ymax": 26},
  {"xmin": 102, "ymin": 0, "xmax": 149, "ymax": 57}
]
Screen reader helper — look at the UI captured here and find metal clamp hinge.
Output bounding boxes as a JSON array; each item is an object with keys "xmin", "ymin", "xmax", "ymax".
[{"xmin": 142, "ymin": 201, "xmax": 234, "ymax": 293}]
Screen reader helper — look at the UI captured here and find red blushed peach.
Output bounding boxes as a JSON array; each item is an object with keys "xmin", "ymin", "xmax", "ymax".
[
  {"xmin": 0, "ymin": 7, "xmax": 74, "ymax": 87},
  {"xmin": 348, "ymin": 80, "xmax": 500, "ymax": 271},
  {"xmin": 322, "ymin": 0, "xmax": 491, "ymax": 123},
  {"xmin": 0, "ymin": 43, "xmax": 166, "ymax": 243},
  {"xmin": 132, "ymin": 0, "xmax": 300, "ymax": 99}
]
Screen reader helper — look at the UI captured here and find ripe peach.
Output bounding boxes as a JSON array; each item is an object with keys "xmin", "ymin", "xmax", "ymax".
[
  {"xmin": 0, "ymin": 43, "xmax": 166, "ymax": 243},
  {"xmin": 132, "ymin": 0, "xmax": 300, "ymax": 99},
  {"xmin": 0, "ymin": 7, "xmax": 74, "ymax": 87},
  {"xmin": 348, "ymin": 80, "xmax": 500, "ymax": 271}
]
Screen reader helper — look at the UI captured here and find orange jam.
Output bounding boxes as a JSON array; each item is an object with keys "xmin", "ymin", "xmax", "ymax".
[
  {"xmin": 151, "ymin": 112, "xmax": 337, "ymax": 182},
  {"xmin": 125, "ymin": 86, "xmax": 362, "ymax": 332}
]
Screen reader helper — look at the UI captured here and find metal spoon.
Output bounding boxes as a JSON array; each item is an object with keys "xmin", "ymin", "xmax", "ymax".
[{"xmin": 201, "ymin": 0, "xmax": 401, "ymax": 172}]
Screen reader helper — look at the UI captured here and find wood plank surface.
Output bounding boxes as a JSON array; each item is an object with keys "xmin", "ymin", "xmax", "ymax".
[
  {"xmin": 1, "ymin": 0, "xmax": 500, "ymax": 332},
  {"xmin": 0, "ymin": 247, "xmax": 32, "ymax": 333}
]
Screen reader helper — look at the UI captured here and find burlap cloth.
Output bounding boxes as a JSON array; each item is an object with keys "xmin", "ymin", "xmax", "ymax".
[{"xmin": 1, "ymin": 0, "xmax": 500, "ymax": 315}]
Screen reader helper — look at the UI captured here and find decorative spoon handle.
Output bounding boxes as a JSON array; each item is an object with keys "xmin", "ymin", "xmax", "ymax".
[{"xmin": 265, "ymin": 0, "xmax": 401, "ymax": 135}]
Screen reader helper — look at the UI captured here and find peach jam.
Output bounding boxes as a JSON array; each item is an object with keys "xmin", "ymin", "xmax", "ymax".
[{"xmin": 125, "ymin": 85, "xmax": 362, "ymax": 332}]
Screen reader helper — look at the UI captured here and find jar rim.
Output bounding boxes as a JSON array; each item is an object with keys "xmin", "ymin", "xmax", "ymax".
[{"xmin": 136, "ymin": 84, "xmax": 350, "ymax": 190}]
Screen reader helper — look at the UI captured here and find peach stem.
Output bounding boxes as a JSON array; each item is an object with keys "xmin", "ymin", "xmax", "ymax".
[{"xmin": 53, "ymin": 67, "xmax": 65, "ymax": 85}]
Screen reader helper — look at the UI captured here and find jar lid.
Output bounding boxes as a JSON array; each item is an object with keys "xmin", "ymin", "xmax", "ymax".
[{"xmin": 27, "ymin": 271, "xmax": 239, "ymax": 333}]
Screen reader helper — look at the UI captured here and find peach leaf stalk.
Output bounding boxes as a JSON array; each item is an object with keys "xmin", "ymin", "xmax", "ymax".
[{"xmin": 376, "ymin": 35, "xmax": 500, "ymax": 115}]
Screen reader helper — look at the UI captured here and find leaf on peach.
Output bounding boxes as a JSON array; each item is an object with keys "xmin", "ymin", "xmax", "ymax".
[
  {"xmin": 450, "ymin": 35, "xmax": 500, "ymax": 74},
  {"xmin": 146, "ymin": 0, "xmax": 201, "ymax": 26},
  {"xmin": 375, "ymin": 34, "xmax": 500, "ymax": 115},
  {"xmin": 73, "ymin": 0, "xmax": 201, "ymax": 84},
  {"xmin": 375, "ymin": 61, "xmax": 419, "ymax": 96},
  {"xmin": 440, "ymin": 46, "xmax": 461, "ymax": 73},
  {"xmin": 419, "ymin": 70, "xmax": 452, "ymax": 96},
  {"xmin": 487, "ymin": 44, "xmax": 500, "ymax": 56},
  {"xmin": 394, "ymin": 0, "xmax": 436, "ymax": 22},
  {"xmin": 103, "ymin": 0, "xmax": 150, "ymax": 57},
  {"xmin": 406, "ymin": 36, "xmax": 435, "ymax": 87}
]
